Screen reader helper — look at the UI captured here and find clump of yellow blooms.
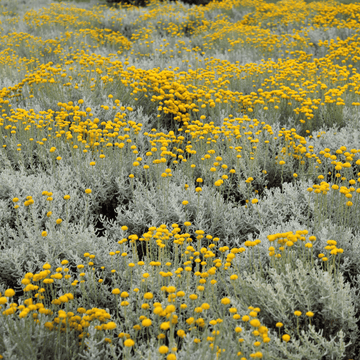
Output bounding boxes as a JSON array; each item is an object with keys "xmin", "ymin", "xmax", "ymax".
[{"xmin": 0, "ymin": 223, "xmax": 344, "ymax": 358}]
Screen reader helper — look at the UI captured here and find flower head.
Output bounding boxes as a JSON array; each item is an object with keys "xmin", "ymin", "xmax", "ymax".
[
  {"xmin": 221, "ymin": 297, "xmax": 230, "ymax": 305},
  {"xmin": 159, "ymin": 346, "xmax": 169, "ymax": 354},
  {"xmin": 104, "ymin": 322, "xmax": 117, "ymax": 330},
  {"xmin": 124, "ymin": 339, "xmax": 134, "ymax": 347},
  {"xmin": 282, "ymin": 334, "xmax": 290, "ymax": 342},
  {"xmin": 4, "ymin": 289, "xmax": 15, "ymax": 298}
]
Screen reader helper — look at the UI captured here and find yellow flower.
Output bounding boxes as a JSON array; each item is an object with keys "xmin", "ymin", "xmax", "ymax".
[
  {"xmin": 124, "ymin": 339, "xmax": 134, "ymax": 347},
  {"xmin": 160, "ymin": 321, "xmax": 170, "ymax": 330},
  {"xmin": 282, "ymin": 334, "xmax": 290, "ymax": 342},
  {"xmin": 159, "ymin": 346, "xmax": 169, "ymax": 354},
  {"xmin": 165, "ymin": 305, "xmax": 176, "ymax": 314},
  {"xmin": 0, "ymin": 297, "xmax": 7, "ymax": 305},
  {"xmin": 221, "ymin": 297, "xmax": 230, "ymax": 305},
  {"xmin": 144, "ymin": 292, "xmax": 153, "ymax": 299},
  {"xmin": 250, "ymin": 319, "xmax": 261, "ymax": 328},
  {"xmin": 85, "ymin": 189, "xmax": 92, "ymax": 194},
  {"xmin": 112, "ymin": 288, "xmax": 120, "ymax": 295},
  {"xmin": 201, "ymin": 303, "xmax": 210, "ymax": 310},
  {"xmin": 41, "ymin": 231, "xmax": 48, "ymax": 237},
  {"xmin": 294, "ymin": 311, "xmax": 302, "ymax": 317},
  {"xmin": 306, "ymin": 311, "xmax": 314, "ymax": 317},
  {"xmin": 44, "ymin": 321, "xmax": 54, "ymax": 330},
  {"xmin": 142, "ymin": 319, "xmax": 152, "ymax": 327},
  {"xmin": 104, "ymin": 322, "xmax": 117, "ymax": 330}
]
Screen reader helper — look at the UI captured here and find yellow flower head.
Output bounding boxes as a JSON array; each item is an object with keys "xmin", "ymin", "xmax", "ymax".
[
  {"xmin": 144, "ymin": 292, "xmax": 153, "ymax": 299},
  {"xmin": 104, "ymin": 322, "xmax": 117, "ymax": 330},
  {"xmin": 124, "ymin": 339, "xmax": 134, "ymax": 347},
  {"xmin": 4, "ymin": 289, "xmax": 15, "ymax": 297},
  {"xmin": 159, "ymin": 346, "xmax": 169, "ymax": 354},
  {"xmin": 142, "ymin": 318, "xmax": 152, "ymax": 327},
  {"xmin": 221, "ymin": 297, "xmax": 230, "ymax": 305},
  {"xmin": 282, "ymin": 334, "xmax": 290, "ymax": 342}
]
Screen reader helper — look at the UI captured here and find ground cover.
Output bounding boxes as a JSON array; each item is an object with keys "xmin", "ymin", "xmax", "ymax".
[{"xmin": 0, "ymin": 0, "xmax": 360, "ymax": 358}]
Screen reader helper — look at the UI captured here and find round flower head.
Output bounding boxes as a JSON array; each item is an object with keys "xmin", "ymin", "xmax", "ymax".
[
  {"xmin": 124, "ymin": 339, "xmax": 134, "ymax": 347},
  {"xmin": 144, "ymin": 292, "xmax": 153, "ymax": 299},
  {"xmin": 221, "ymin": 297, "xmax": 230, "ymax": 305},
  {"xmin": 282, "ymin": 334, "xmax": 290, "ymax": 342},
  {"xmin": 142, "ymin": 319, "xmax": 152, "ymax": 327},
  {"xmin": 0, "ymin": 297, "xmax": 7, "ymax": 304},
  {"xmin": 4, "ymin": 289, "xmax": 15, "ymax": 297},
  {"xmin": 105, "ymin": 322, "xmax": 117, "ymax": 330},
  {"xmin": 159, "ymin": 346, "xmax": 169, "ymax": 354}
]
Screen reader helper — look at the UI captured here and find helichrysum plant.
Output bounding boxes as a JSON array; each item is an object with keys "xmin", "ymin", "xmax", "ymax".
[{"xmin": 0, "ymin": 0, "xmax": 360, "ymax": 359}]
